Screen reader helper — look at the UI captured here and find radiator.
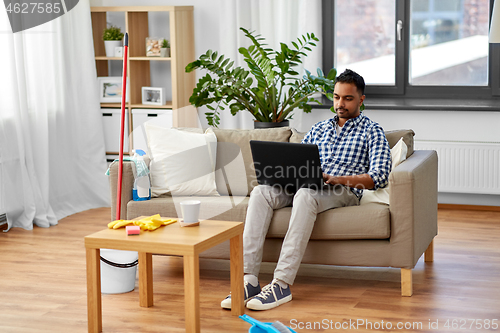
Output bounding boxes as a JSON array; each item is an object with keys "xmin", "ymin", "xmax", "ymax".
[{"xmin": 414, "ymin": 141, "xmax": 500, "ymax": 195}]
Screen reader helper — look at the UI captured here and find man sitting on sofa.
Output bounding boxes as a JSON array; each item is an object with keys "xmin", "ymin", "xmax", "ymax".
[{"xmin": 221, "ymin": 69, "xmax": 392, "ymax": 311}]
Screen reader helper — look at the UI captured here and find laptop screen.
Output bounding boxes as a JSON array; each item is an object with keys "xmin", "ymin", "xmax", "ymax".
[{"xmin": 249, "ymin": 140, "xmax": 323, "ymax": 192}]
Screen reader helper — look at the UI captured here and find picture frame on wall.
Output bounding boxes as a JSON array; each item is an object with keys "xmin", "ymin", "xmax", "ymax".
[
  {"xmin": 142, "ymin": 87, "xmax": 167, "ymax": 105},
  {"xmin": 98, "ymin": 77, "xmax": 129, "ymax": 103}
]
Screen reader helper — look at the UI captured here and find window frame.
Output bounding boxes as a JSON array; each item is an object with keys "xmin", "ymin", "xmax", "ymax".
[{"xmin": 322, "ymin": 0, "xmax": 500, "ymax": 99}]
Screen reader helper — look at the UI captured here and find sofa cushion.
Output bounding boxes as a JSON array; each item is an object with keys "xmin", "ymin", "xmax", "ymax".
[
  {"xmin": 127, "ymin": 196, "xmax": 389, "ymax": 240},
  {"xmin": 289, "ymin": 128, "xmax": 304, "ymax": 143},
  {"xmin": 267, "ymin": 203, "xmax": 390, "ymax": 240},
  {"xmin": 127, "ymin": 196, "xmax": 249, "ymax": 222},
  {"xmin": 174, "ymin": 127, "xmax": 204, "ymax": 134},
  {"xmin": 145, "ymin": 125, "xmax": 219, "ymax": 197},
  {"xmin": 384, "ymin": 129, "xmax": 415, "ymax": 158},
  {"xmin": 361, "ymin": 138, "xmax": 408, "ymax": 205},
  {"xmin": 213, "ymin": 127, "xmax": 292, "ymax": 196}
]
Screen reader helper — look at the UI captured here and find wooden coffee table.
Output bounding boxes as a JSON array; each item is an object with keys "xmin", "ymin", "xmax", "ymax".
[{"xmin": 84, "ymin": 218, "xmax": 244, "ymax": 333}]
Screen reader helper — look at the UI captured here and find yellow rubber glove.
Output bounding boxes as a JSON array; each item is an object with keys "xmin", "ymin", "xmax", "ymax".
[
  {"xmin": 108, "ymin": 215, "xmax": 177, "ymax": 230},
  {"xmin": 133, "ymin": 219, "xmax": 161, "ymax": 231},
  {"xmin": 112, "ymin": 219, "xmax": 135, "ymax": 229},
  {"xmin": 108, "ymin": 219, "xmax": 133, "ymax": 229},
  {"xmin": 108, "ymin": 220, "xmax": 120, "ymax": 229},
  {"xmin": 158, "ymin": 217, "xmax": 177, "ymax": 225},
  {"xmin": 138, "ymin": 214, "xmax": 177, "ymax": 226}
]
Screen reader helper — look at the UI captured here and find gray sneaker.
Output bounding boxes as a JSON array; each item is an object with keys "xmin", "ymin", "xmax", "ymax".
[
  {"xmin": 246, "ymin": 279, "xmax": 292, "ymax": 310},
  {"xmin": 220, "ymin": 280, "xmax": 261, "ymax": 309}
]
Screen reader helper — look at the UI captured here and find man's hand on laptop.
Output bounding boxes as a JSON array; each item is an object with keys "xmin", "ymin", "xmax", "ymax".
[
  {"xmin": 323, "ymin": 173, "xmax": 349, "ymax": 187},
  {"xmin": 323, "ymin": 173, "xmax": 375, "ymax": 190},
  {"xmin": 323, "ymin": 173, "xmax": 339, "ymax": 185}
]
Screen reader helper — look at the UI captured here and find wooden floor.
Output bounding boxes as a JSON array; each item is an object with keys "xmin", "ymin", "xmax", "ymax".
[{"xmin": 0, "ymin": 208, "xmax": 499, "ymax": 333}]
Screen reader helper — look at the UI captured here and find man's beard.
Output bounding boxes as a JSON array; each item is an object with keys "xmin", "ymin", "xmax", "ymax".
[{"xmin": 335, "ymin": 107, "xmax": 349, "ymax": 114}]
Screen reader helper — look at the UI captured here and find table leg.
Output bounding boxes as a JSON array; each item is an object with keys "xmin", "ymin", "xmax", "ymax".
[
  {"xmin": 139, "ymin": 252, "xmax": 153, "ymax": 307},
  {"xmin": 183, "ymin": 254, "xmax": 200, "ymax": 333},
  {"xmin": 86, "ymin": 248, "xmax": 102, "ymax": 333},
  {"xmin": 230, "ymin": 233, "xmax": 244, "ymax": 316}
]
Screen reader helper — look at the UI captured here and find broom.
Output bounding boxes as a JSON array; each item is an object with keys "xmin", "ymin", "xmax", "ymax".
[{"xmin": 116, "ymin": 32, "xmax": 129, "ymax": 220}]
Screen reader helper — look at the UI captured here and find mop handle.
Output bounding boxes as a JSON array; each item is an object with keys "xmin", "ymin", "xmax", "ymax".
[{"xmin": 116, "ymin": 32, "xmax": 129, "ymax": 220}]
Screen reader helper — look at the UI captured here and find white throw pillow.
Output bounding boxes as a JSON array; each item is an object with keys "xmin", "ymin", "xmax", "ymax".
[
  {"xmin": 360, "ymin": 138, "xmax": 408, "ymax": 205},
  {"xmin": 145, "ymin": 124, "xmax": 219, "ymax": 197}
]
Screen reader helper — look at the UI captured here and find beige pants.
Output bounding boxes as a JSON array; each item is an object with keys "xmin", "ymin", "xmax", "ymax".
[{"xmin": 243, "ymin": 184, "xmax": 359, "ymax": 285}]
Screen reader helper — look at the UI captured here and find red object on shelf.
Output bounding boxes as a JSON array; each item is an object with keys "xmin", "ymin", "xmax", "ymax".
[{"xmin": 116, "ymin": 32, "xmax": 129, "ymax": 221}]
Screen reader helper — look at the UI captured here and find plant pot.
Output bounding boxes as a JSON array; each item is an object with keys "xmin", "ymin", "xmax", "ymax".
[
  {"xmin": 104, "ymin": 40, "xmax": 122, "ymax": 57},
  {"xmin": 254, "ymin": 120, "xmax": 289, "ymax": 129},
  {"xmin": 160, "ymin": 48, "xmax": 170, "ymax": 57}
]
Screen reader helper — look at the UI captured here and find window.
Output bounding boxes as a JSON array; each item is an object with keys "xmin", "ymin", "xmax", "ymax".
[
  {"xmin": 334, "ymin": 0, "xmax": 396, "ymax": 86},
  {"xmin": 323, "ymin": 0, "xmax": 499, "ymax": 99}
]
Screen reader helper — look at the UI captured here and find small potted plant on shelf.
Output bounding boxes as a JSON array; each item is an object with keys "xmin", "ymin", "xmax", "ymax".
[
  {"xmin": 185, "ymin": 27, "xmax": 337, "ymax": 128},
  {"xmin": 160, "ymin": 39, "xmax": 170, "ymax": 57},
  {"xmin": 103, "ymin": 25, "xmax": 124, "ymax": 57}
]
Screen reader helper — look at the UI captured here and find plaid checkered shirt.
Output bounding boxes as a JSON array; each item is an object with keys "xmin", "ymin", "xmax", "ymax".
[{"xmin": 302, "ymin": 113, "xmax": 392, "ymax": 199}]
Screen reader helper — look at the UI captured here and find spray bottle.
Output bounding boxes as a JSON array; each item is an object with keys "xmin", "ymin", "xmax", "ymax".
[{"xmin": 132, "ymin": 149, "xmax": 151, "ymax": 201}]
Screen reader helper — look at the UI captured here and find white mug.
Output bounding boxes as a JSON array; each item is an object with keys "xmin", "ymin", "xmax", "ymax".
[{"xmin": 180, "ymin": 200, "xmax": 201, "ymax": 223}]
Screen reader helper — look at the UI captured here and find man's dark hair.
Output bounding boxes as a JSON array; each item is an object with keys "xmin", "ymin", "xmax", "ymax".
[{"xmin": 335, "ymin": 69, "xmax": 365, "ymax": 95}]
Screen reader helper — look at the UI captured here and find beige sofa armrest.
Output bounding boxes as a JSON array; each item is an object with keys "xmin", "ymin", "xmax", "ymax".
[
  {"xmin": 108, "ymin": 161, "xmax": 135, "ymax": 221},
  {"xmin": 388, "ymin": 150, "xmax": 438, "ymax": 268}
]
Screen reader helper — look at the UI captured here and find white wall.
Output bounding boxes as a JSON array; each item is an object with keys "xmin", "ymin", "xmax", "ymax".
[
  {"xmin": 362, "ymin": 110, "xmax": 500, "ymax": 143},
  {"xmin": 90, "ymin": 0, "xmax": 500, "ymax": 206}
]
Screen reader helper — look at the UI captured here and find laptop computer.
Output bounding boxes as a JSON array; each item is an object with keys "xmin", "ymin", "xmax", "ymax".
[{"xmin": 249, "ymin": 140, "xmax": 324, "ymax": 191}]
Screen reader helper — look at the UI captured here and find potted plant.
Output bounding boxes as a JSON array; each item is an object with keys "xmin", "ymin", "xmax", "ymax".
[
  {"xmin": 160, "ymin": 39, "xmax": 170, "ymax": 57},
  {"xmin": 103, "ymin": 25, "xmax": 124, "ymax": 57},
  {"xmin": 185, "ymin": 27, "xmax": 336, "ymax": 128}
]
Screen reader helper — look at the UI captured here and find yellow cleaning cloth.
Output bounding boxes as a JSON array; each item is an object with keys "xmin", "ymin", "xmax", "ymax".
[{"xmin": 108, "ymin": 214, "xmax": 177, "ymax": 231}]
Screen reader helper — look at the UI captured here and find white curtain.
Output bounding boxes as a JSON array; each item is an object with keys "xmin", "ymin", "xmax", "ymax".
[
  {"xmin": 215, "ymin": 0, "xmax": 322, "ymax": 129},
  {"xmin": 0, "ymin": 0, "xmax": 110, "ymax": 231}
]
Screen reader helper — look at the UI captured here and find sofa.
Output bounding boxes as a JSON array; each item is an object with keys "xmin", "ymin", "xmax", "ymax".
[{"xmin": 109, "ymin": 126, "xmax": 438, "ymax": 296}]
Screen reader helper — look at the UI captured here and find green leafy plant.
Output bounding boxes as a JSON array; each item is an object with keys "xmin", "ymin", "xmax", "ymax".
[
  {"xmin": 161, "ymin": 39, "xmax": 170, "ymax": 48},
  {"xmin": 102, "ymin": 25, "xmax": 124, "ymax": 41},
  {"xmin": 185, "ymin": 27, "xmax": 337, "ymax": 127}
]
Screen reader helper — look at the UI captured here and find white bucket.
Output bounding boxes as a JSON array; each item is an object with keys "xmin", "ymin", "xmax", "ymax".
[{"xmin": 100, "ymin": 249, "xmax": 138, "ymax": 294}]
